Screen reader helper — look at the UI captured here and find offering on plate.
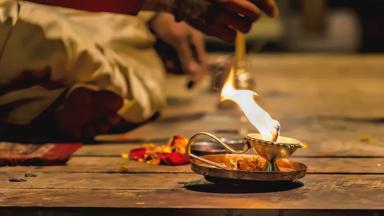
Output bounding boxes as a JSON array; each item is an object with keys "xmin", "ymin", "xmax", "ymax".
[{"xmin": 122, "ymin": 135, "xmax": 189, "ymax": 166}]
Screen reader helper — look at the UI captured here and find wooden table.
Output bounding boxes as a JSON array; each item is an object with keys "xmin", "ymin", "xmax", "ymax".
[{"xmin": 1, "ymin": 54, "xmax": 384, "ymax": 215}]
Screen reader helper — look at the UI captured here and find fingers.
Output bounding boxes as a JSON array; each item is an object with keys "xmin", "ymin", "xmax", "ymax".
[
  {"xmin": 189, "ymin": 29, "xmax": 206, "ymax": 64},
  {"xmin": 219, "ymin": 11, "xmax": 253, "ymax": 34},
  {"xmin": 161, "ymin": 22, "xmax": 207, "ymax": 82},
  {"xmin": 220, "ymin": 0, "xmax": 262, "ymax": 21},
  {"xmin": 189, "ymin": 2, "xmax": 255, "ymax": 42},
  {"xmin": 175, "ymin": 37, "xmax": 194, "ymax": 70},
  {"xmin": 252, "ymin": 0, "xmax": 279, "ymax": 18},
  {"xmin": 176, "ymin": 41, "xmax": 204, "ymax": 82},
  {"xmin": 189, "ymin": 29, "xmax": 208, "ymax": 81},
  {"xmin": 191, "ymin": 21, "xmax": 236, "ymax": 42},
  {"xmin": 187, "ymin": 0, "xmax": 279, "ymax": 42},
  {"xmin": 215, "ymin": 26, "xmax": 237, "ymax": 43},
  {"xmin": 200, "ymin": 11, "xmax": 242, "ymax": 42},
  {"xmin": 220, "ymin": 0, "xmax": 279, "ymax": 19}
]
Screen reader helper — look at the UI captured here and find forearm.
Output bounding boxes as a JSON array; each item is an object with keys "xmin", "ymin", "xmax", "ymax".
[{"xmin": 23, "ymin": 0, "xmax": 145, "ymax": 14}]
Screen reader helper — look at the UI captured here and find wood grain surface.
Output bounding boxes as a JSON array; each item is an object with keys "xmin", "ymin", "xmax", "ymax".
[{"xmin": 1, "ymin": 55, "xmax": 384, "ymax": 215}]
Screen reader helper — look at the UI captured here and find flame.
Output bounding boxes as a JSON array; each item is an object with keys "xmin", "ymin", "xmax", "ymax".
[{"xmin": 221, "ymin": 68, "xmax": 280, "ymax": 141}]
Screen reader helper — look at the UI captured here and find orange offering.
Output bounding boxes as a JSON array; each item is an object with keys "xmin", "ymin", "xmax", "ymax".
[{"xmin": 122, "ymin": 135, "xmax": 189, "ymax": 166}]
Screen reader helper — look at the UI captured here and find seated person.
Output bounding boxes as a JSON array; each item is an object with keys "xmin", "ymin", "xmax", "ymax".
[{"xmin": 0, "ymin": 0, "xmax": 278, "ymax": 140}]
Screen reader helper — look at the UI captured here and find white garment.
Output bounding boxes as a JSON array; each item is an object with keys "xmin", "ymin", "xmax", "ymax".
[{"xmin": 0, "ymin": 0, "xmax": 166, "ymax": 125}]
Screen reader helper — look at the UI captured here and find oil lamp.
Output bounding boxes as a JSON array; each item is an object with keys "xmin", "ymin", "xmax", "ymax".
[
  {"xmin": 186, "ymin": 34, "xmax": 306, "ymax": 181},
  {"xmin": 187, "ymin": 66, "xmax": 305, "ymax": 173},
  {"xmin": 245, "ymin": 133, "xmax": 304, "ymax": 172}
]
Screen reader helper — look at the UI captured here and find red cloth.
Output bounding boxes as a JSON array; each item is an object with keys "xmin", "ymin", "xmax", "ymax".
[
  {"xmin": 25, "ymin": 0, "xmax": 144, "ymax": 15},
  {"xmin": 0, "ymin": 142, "xmax": 82, "ymax": 166}
]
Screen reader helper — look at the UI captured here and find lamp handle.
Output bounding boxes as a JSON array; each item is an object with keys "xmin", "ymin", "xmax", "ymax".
[{"xmin": 186, "ymin": 132, "xmax": 251, "ymax": 169}]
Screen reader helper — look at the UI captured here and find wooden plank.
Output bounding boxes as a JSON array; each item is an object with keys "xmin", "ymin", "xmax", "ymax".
[
  {"xmin": 0, "ymin": 208, "xmax": 380, "ymax": 216},
  {"xmin": 0, "ymin": 208, "xmax": 280, "ymax": 216},
  {"xmin": 282, "ymin": 119, "xmax": 384, "ymax": 157},
  {"xmin": 0, "ymin": 173, "xmax": 198, "ymax": 190},
  {"xmin": 74, "ymin": 144, "xmax": 141, "ymax": 156},
  {"xmin": 301, "ymin": 157, "xmax": 384, "ymax": 174},
  {"xmin": 1, "ymin": 157, "xmax": 384, "ymax": 174},
  {"xmin": 0, "ymin": 174, "xmax": 384, "ymax": 210},
  {"xmin": 0, "ymin": 156, "xmax": 191, "ymax": 174}
]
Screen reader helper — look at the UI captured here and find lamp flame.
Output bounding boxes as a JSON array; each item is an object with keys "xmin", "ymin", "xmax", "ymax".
[{"xmin": 220, "ymin": 67, "xmax": 280, "ymax": 141}]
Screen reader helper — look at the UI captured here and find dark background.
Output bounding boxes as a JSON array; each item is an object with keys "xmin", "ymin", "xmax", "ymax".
[{"xmin": 206, "ymin": 0, "xmax": 384, "ymax": 53}]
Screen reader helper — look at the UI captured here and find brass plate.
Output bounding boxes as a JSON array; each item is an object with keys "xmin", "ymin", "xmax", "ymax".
[
  {"xmin": 191, "ymin": 154, "xmax": 307, "ymax": 182},
  {"xmin": 191, "ymin": 139, "xmax": 246, "ymax": 155}
]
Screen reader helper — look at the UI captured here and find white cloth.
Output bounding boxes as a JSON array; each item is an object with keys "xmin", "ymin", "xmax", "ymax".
[{"xmin": 0, "ymin": 0, "xmax": 166, "ymax": 125}]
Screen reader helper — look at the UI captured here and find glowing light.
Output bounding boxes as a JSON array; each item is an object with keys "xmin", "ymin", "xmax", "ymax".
[{"xmin": 220, "ymin": 68, "xmax": 280, "ymax": 141}]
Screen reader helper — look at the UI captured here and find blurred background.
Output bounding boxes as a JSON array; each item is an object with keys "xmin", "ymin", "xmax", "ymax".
[{"xmin": 205, "ymin": 0, "xmax": 384, "ymax": 53}]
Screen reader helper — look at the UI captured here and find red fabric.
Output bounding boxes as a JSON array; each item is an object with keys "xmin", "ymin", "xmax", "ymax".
[
  {"xmin": 0, "ymin": 143, "xmax": 82, "ymax": 166},
  {"xmin": 160, "ymin": 153, "xmax": 190, "ymax": 166},
  {"xmin": 25, "ymin": 0, "xmax": 144, "ymax": 15}
]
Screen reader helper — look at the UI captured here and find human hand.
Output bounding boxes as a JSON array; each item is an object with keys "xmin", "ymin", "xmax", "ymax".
[
  {"xmin": 142, "ymin": 0, "xmax": 279, "ymax": 42},
  {"xmin": 186, "ymin": 0, "xmax": 279, "ymax": 42},
  {"xmin": 151, "ymin": 13, "xmax": 208, "ymax": 82}
]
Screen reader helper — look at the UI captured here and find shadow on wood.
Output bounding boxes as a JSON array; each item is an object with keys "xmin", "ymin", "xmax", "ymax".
[{"xmin": 185, "ymin": 178, "xmax": 304, "ymax": 193}]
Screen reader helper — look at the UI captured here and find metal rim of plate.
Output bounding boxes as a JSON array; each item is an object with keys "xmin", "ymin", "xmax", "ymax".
[
  {"xmin": 190, "ymin": 139, "xmax": 246, "ymax": 155},
  {"xmin": 245, "ymin": 133, "xmax": 304, "ymax": 149},
  {"xmin": 190, "ymin": 154, "xmax": 307, "ymax": 182}
]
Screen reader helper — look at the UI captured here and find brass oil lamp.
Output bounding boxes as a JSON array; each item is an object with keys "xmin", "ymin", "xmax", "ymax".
[{"xmin": 186, "ymin": 33, "xmax": 306, "ymax": 182}]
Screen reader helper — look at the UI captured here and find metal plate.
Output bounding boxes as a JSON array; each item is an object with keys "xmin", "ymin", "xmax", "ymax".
[
  {"xmin": 191, "ymin": 154, "xmax": 307, "ymax": 182},
  {"xmin": 190, "ymin": 139, "xmax": 246, "ymax": 155}
]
